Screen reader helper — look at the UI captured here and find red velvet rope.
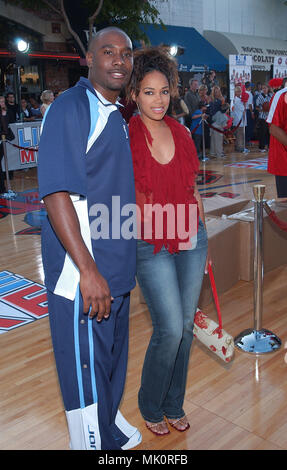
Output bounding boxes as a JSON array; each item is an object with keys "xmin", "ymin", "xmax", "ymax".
[
  {"xmin": 264, "ymin": 202, "xmax": 287, "ymax": 232},
  {"xmin": 190, "ymin": 120, "xmax": 202, "ymax": 135},
  {"xmin": 205, "ymin": 118, "xmax": 242, "ymax": 135},
  {"xmin": 6, "ymin": 141, "xmax": 38, "ymax": 152}
]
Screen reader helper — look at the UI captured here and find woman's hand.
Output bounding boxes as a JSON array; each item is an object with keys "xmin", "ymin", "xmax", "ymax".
[{"xmin": 205, "ymin": 246, "xmax": 212, "ymax": 274}]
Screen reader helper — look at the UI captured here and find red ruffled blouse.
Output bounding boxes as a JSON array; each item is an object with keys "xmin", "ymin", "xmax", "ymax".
[{"xmin": 129, "ymin": 114, "xmax": 199, "ymax": 254}]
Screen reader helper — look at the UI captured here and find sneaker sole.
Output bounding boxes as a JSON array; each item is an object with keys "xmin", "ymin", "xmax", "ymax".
[{"xmin": 121, "ymin": 430, "xmax": 142, "ymax": 450}]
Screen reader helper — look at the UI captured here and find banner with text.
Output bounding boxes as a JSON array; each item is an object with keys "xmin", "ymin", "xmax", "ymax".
[
  {"xmin": 229, "ymin": 55, "xmax": 252, "ymax": 104},
  {"xmin": 1, "ymin": 121, "xmax": 41, "ymax": 171},
  {"xmin": 273, "ymin": 56, "xmax": 287, "ymax": 79}
]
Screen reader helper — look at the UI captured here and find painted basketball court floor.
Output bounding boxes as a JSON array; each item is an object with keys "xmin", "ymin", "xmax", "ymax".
[{"xmin": 0, "ymin": 146, "xmax": 287, "ymax": 451}]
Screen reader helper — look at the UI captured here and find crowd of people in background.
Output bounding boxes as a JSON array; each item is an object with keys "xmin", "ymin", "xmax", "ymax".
[
  {"xmin": 0, "ymin": 87, "xmax": 61, "ymax": 194},
  {"xmin": 1, "ymin": 70, "xmax": 287, "ymax": 164},
  {"xmin": 169, "ymin": 70, "xmax": 287, "ymax": 161},
  {"xmin": 0, "ymin": 88, "xmax": 62, "ymax": 127}
]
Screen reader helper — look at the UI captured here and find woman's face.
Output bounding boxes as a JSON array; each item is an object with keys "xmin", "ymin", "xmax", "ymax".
[
  {"xmin": 199, "ymin": 87, "xmax": 207, "ymax": 97},
  {"xmin": 48, "ymin": 92, "xmax": 54, "ymax": 104},
  {"xmin": 0, "ymin": 96, "xmax": 6, "ymax": 109},
  {"xmin": 134, "ymin": 70, "xmax": 170, "ymax": 124},
  {"xmin": 214, "ymin": 87, "xmax": 220, "ymax": 98}
]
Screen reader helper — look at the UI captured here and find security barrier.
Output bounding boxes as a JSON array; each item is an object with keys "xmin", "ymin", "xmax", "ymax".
[
  {"xmin": 234, "ymin": 184, "xmax": 282, "ymax": 354},
  {"xmin": 1, "ymin": 134, "xmax": 17, "ymax": 200}
]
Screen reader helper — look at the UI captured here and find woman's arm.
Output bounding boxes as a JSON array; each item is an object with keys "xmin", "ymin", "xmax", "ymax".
[
  {"xmin": 191, "ymin": 112, "xmax": 202, "ymax": 120},
  {"xmin": 194, "ymin": 183, "xmax": 206, "ymax": 228},
  {"xmin": 194, "ymin": 183, "xmax": 210, "ymax": 272}
]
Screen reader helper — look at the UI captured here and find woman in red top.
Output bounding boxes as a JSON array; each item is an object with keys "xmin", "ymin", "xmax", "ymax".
[{"xmin": 127, "ymin": 47, "xmax": 208, "ymax": 436}]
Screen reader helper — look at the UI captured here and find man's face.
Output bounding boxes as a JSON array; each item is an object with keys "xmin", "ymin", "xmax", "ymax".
[
  {"xmin": 191, "ymin": 80, "xmax": 198, "ymax": 91},
  {"xmin": 86, "ymin": 30, "xmax": 133, "ymax": 102},
  {"xmin": 7, "ymin": 94, "xmax": 15, "ymax": 104}
]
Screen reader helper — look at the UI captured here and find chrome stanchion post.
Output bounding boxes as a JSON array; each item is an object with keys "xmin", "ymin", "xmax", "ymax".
[
  {"xmin": 1, "ymin": 134, "xmax": 17, "ymax": 199},
  {"xmin": 234, "ymin": 184, "xmax": 281, "ymax": 354},
  {"xmin": 253, "ymin": 184, "xmax": 264, "ymax": 332},
  {"xmin": 1, "ymin": 134, "xmax": 11, "ymax": 191},
  {"xmin": 201, "ymin": 119, "xmax": 208, "ymax": 162}
]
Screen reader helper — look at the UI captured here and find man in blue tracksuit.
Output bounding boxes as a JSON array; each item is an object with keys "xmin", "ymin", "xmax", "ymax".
[{"xmin": 37, "ymin": 27, "xmax": 141, "ymax": 450}]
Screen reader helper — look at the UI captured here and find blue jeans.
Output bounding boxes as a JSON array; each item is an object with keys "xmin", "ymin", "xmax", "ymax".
[{"xmin": 136, "ymin": 219, "xmax": 208, "ymax": 422}]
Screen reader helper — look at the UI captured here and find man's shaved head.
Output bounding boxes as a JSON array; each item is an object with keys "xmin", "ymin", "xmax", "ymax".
[{"xmin": 88, "ymin": 27, "xmax": 132, "ymax": 52}]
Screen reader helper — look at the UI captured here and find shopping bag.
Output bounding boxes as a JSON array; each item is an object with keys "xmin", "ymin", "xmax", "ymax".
[{"xmin": 193, "ymin": 263, "xmax": 234, "ymax": 363}]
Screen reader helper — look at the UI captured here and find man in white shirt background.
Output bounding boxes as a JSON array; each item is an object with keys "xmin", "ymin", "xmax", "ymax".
[
  {"xmin": 245, "ymin": 82, "xmax": 254, "ymax": 147},
  {"xmin": 232, "ymin": 86, "xmax": 246, "ymax": 153}
]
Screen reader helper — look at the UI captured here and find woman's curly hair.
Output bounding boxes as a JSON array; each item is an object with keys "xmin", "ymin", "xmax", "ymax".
[{"xmin": 126, "ymin": 46, "xmax": 179, "ymax": 101}]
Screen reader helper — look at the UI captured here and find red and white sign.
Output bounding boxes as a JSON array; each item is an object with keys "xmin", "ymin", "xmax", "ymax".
[
  {"xmin": 0, "ymin": 271, "xmax": 48, "ymax": 334},
  {"xmin": 273, "ymin": 56, "xmax": 287, "ymax": 79}
]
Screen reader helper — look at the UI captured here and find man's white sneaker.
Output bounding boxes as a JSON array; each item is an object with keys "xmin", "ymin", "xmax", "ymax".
[
  {"xmin": 121, "ymin": 430, "xmax": 142, "ymax": 450},
  {"xmin": 116, "ymin": 410, "xmax": 142, "ymax": 450}
]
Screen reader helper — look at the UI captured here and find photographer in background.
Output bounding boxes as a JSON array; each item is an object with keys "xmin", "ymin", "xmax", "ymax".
[{"xmin": 6, "ymin": 92, "xmax": 18, "ymax": 123}]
